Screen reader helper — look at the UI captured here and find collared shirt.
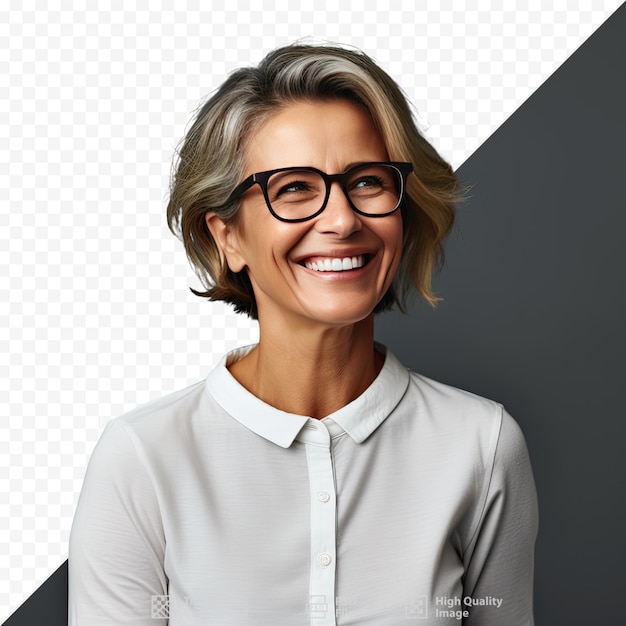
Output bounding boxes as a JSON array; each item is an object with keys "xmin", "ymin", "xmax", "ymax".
[{"xmin": 68, "ymin": 345, "xmax": 538, "ymax": 625}]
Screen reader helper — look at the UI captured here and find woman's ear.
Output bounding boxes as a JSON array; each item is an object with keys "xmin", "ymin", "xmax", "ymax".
[{"xmin": 205, "ymin": 212, "xmax": 247, "ymax": 273}]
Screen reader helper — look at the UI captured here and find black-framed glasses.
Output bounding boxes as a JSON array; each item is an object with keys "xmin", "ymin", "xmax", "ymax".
[{"xmin": 226, "ymin": 161, "xmax": 413, "ymax": 223}]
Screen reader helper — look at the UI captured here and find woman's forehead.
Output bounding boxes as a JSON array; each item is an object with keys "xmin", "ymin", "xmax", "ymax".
[{"xmin": 243, "ymin": 99, "xmax": 388, "ymax": 173}]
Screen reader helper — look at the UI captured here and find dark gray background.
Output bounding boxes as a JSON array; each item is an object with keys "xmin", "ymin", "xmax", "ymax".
[
  {"xmin": 3, "ymin": 5, "xmax": 625, "ymax": 625},
  {"xmin": 377, "ymin": 4, "xmax": 626, "ymax": 624}
]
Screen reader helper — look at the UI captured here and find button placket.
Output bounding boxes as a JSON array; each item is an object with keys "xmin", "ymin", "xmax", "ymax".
[{"xmin": 304, "ymin": 422, "xmax": 337, "ymax": 626}]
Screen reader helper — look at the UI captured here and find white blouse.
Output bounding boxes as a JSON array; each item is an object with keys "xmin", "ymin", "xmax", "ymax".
[{"xmin": 68, "ymin": 345, "xmax": 538, "ymax": 625}]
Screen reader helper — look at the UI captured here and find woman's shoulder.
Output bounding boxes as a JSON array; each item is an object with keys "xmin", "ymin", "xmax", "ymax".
[
  {"xmin": 398, "ymin": 366, "xmax": 533, "ymax": 477},
  {"xmin": 116, "ymin": 377, "xmax": 208, "ymax": 426},
  {"xmin": 99, "ymin": 376, "xmax": 218, "ymax": 454},
  {"xmin": 399, "ymin": 366, "xmax": 528, "ymax": 451},
  {"xmin": 406, "ymin": 368, "xmax": 503, "ymax": 420}
]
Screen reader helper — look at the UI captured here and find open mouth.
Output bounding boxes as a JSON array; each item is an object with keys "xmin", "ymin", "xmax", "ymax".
[{"xmin": 302, "ymin": 254, "xmax": 369, "ymax": 272}]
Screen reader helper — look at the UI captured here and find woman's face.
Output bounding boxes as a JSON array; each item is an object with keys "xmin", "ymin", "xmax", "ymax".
[{"xmin": 209, "ymin": 99, "xmax": 403, "ymax": 328}]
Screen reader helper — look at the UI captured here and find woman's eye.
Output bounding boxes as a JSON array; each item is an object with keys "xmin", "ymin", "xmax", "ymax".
[
  {"xmin": 277, "ymin": 180, "xmax": 310, "ymax": 195},
  {"xmin": 352, "ymin": 176, "xmax": 385, "ymax": 190},
  {"xmin": 272, "ymin": 180, "xmax": 321, "ymax": 204}
]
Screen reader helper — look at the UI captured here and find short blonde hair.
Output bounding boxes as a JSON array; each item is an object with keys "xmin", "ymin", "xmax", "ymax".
[{"xmin": 167, "ymin": 44, "xmax": 461, "ymax": 319}]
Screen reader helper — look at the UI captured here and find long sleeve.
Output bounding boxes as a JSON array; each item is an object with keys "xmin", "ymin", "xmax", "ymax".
[
  {"xmin": 68, "ymin": 419, "xmax": 168, "ymax": 625},
  {"xmin": 462, "ymin": 408, "xmax": 539, "ymax": 625}
]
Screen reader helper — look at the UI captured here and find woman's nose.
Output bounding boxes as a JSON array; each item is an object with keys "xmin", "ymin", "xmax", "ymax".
[{"xmin": 314, "ymin": 182, "xmax": 363, "ymax": 237}]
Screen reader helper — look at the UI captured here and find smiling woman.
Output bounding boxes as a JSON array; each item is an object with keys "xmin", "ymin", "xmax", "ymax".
[
  {"xmin": 207, "ymin": 101, "xmax": 403, "ymax": 332},
  {"xmin": 68, "ymin": 44, "xmax": 538, "ymax": 626}
]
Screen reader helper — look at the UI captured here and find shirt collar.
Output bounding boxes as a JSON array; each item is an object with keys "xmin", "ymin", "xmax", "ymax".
[{"xmin": 205, "ymin": 343, "xmax": 410, "ymax": 448}]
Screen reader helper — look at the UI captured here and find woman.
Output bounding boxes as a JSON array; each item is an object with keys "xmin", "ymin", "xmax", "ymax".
[{"xmin": 69, "ymin": 44, "xmax": 538, "ymax": 625}]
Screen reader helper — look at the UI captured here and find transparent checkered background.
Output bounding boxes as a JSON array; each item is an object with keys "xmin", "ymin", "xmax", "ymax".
[{"xmin": 0, "ymin": 1, "xmax": 621, "ymax": 616}]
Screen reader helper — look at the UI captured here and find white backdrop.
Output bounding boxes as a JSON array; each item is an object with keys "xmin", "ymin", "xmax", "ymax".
[{"xmin": 1, "ymin": 1, "xmax": 621, "ymax": 616}]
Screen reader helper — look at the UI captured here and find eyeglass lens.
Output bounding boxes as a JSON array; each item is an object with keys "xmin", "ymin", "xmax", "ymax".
[{"xmin": 265, "ymin": 164, "xmax": 402, "ymax": 220}]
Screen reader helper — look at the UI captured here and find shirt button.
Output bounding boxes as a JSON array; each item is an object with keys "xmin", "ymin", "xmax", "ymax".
[
  {"xmin": 317, "ymin": 491, "xmax": 330, "ymax": 502},
  {"xmin": 318, "ymin": 553, "xmax": 332, "ymax": 567}
]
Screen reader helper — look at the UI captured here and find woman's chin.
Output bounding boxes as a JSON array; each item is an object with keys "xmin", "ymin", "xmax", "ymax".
[{"xmin": 298, "ymin": 299, "xmax": 379, "ymax": 328}]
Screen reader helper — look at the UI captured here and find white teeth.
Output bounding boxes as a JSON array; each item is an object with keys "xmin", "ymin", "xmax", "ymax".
[{"xmin": 304, "ymin": 255, "xmax": 365, "ymax": 272}]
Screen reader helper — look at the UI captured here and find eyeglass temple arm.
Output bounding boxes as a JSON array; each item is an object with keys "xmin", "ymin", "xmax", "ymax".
[{"xmin": 226, "ymin": 174, "xmax": 257, "ymax": 204}]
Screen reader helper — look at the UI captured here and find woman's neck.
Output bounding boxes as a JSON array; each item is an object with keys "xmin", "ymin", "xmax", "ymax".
[{"xmin": 227, "ymin": 315, "xmax": 382, "ymax": 419}]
